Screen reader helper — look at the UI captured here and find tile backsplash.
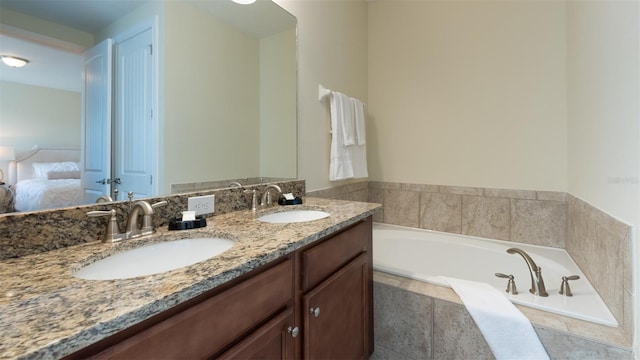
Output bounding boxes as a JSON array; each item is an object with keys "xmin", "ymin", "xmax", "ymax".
[{"xmin": 310, "ymin": 181, "xmax": 567, "ymax": 247}]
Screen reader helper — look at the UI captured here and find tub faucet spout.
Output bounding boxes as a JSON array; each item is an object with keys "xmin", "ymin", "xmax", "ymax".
[{"xmin": 506, "ymin": 248, "xmax": 549, "ymax": 297}]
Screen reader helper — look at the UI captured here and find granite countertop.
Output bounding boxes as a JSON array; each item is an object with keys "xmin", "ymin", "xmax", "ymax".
[{"xmin": 0, "ymin": 197, "xmax": 381, "ymax": 359}]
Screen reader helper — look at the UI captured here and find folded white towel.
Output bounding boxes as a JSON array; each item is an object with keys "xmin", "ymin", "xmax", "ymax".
[
  {"xmin": 329, "ymin": 92, "xmax": 354, "ymax": 180},
  {"xmin": 334, "ymin": 92, "xmax": 356, "ymax": 146},
  {"xmin": 351, "ymin": 97, "xmax": 366, "ymax": 145},
  {"xmin": 328, "ymin": 91, "xmax": 368, "ymax": 181},
  {"xmin": 444, "ymin": 277, "xmax": 549, "ymax": 360}
]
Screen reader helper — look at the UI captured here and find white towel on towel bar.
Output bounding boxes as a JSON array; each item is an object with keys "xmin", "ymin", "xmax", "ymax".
[
  {"xmin": 352, "ymin": 97, "xmax": 366, "ymax": 145},
  {"xmin": 335, "ymin": 92, "xmax": 356, "ymax": 146},
  {"xmin": 328, "ymin": 91, "xmax": 368, "ymax": 181},
  {"xmin": 329, "ymin": 92, "xmax": 354, "ymax": 180}
]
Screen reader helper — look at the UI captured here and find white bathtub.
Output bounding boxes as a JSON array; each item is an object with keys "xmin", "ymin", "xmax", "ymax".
[{"xmin": 372, "ymin": 222, "xmax": 618, "ymax": 327}]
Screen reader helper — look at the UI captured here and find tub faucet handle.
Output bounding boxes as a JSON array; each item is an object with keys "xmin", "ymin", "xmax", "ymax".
[
  {"xmin": 559, "ymin": 275, "xmax": 580, "ymax": 297},
  {"xmin": 495, "ymin": 273, "xmax": 518, "ymax": 295}
]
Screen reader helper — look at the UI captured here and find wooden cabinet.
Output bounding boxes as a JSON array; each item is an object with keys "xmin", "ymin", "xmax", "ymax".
[
  {"xmin": 218, "ymin": 309, "xmax": 296, "ymax": 359},
  {"xmin": 299, "ymin": 218, "xmax": 373, "ymax": 360},
  {"xmin": 73, "ymin": 258, "xmax": 295, "ymax": 359},
  {"xmin": 69, "ymin": 216, "xmax": 373, "ymax": 360},
  {"xmin": 303, "ymin": 254, "xmax": 369, "ymax": 359}
]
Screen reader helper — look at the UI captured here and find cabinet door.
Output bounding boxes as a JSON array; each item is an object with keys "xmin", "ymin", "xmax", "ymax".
[
  {"xmin": 218, "ymin": 309, "xmax": 296, "ymax": 360},
  {"xmin": 303, "ymin": 254, "xmax": 369, "ymax": 360}
]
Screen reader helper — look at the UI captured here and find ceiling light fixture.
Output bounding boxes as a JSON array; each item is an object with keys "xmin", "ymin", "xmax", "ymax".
[
  {"xmin": 232, "ymin": 0, "xmax": 256, "ymax": 4},
  {"xmin": 1, "ymin": 55, "xmax": 29, "ymax": 68}
]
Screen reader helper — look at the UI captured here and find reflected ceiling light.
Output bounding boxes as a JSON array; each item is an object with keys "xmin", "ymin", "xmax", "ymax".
[
  {"xmin": 1, "ymin": 55, "xmax": 29, "ymax": 68},
  {"xmin": 232, "ymin": 0, "xmax": 256, "ymax": 4}
]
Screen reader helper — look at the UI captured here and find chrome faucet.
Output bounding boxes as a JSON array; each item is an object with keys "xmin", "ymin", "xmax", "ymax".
[
  {"xmin": 244, "ymin": 189, "xmax": 259, "ymax": 212},
  {"xmin": 125, "ymin": 200, "xmax": 167, "ymax": 239},
  {"xmin": 87, "ymin": 209, "xmax": 126, "ymax": 243},
  {"xmin": 228, "ymin": 181, "xmax": 243, "ymax": 188},
  {"xmin": 261, "ymin": 184, "xmax": 282, "ymax": 206},
  {"xmin": 507, "ymin": 248, "xmax": 548, "ymax": 297}
]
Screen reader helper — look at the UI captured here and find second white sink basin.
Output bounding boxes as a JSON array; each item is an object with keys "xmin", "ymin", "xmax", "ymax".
[
  {"xmin": 74, "ymin": 238, "xmax": 235, "ymax": 280},
  {"xmin": 258, "ymin": 210, "xmax": 330, "ymax": 223}
]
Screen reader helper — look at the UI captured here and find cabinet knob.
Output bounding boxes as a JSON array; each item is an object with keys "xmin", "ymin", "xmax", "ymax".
[
  {"xmin": 310, "ymin": 307, "xmax": 320, "ymax": 317},
  {"xmin": 287, "ymin": 326, "xmax": 299, "ymax": 338}
]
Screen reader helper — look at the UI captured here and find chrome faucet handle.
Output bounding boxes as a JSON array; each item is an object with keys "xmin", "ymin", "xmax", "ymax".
[
  {"xmin": 87, "ymin": 209, "xmax": 125, "ymax": 243},
  {"xmin": 559, "ymin": 275, "xmax": 580, "ymax": 297},
  {"xmin": 495, "ymin": 273, "xmax": 518, "ymax": 295},
  {"xmin": 243, "ymin": 189, "xmax": 258, "ymax": 212},
  {"xmin": 151, "ymin": 200, "xmax": 168, "ymax": 209}
]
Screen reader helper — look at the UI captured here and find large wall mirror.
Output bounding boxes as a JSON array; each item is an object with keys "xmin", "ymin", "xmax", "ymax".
[{"xmin": 0, "ymin": 0, "xmax": 297, "ymax": 213}]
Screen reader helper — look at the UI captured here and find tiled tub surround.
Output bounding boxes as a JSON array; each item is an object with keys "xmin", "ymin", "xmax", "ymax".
[
  {"xmin": 372, "ymin": 272, "xmax": 633, "ymax": 360},
  {"xmin": 0, "ymin": 180, "xmax": 305, "ymax": 260},
  {"xmin": 310, "ymin": 181, "xmax": 633, "ymax": 354},
  {"xmin": 566, "ymin": 195, "xmax": 634, "ymax": 342},
  {"xmin": 0, "ymin": 197, "xmax": 381, "ymax": 358},
  {"xmin": 367, "ymin": 181, "xmax": 567, "ymax": 248}
]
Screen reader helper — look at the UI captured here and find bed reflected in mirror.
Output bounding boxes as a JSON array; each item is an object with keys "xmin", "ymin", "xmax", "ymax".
[{"xmin": 7, "ymin": 147, "xmax": 81, "ymax": 212}]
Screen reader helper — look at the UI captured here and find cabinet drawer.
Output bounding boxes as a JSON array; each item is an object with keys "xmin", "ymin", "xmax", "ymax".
[
  {"xmin": 302, "ymin": 220, "xmax": 369, "ymax": 292},
  {"xmin": 92, "ymin": 259, "xmax": 293, "ymax": 359}
]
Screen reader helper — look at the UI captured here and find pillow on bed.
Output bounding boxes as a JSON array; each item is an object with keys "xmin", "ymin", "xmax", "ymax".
[
  {"xmin": 47, "ymin": 170, "xmax": 81, "ymax": 180},
  {"xmin": 32, "ymin": 162, "xmax": 80, "ymax": 179}
]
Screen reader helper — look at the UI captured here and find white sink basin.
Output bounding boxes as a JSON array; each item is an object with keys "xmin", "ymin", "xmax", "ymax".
[
  {"xmin": 74, "ymin": 238, "xmax": 235, "ymax": 280},
  {"xmin": 257, "ymin": 210, "xmax": 330, "ymax": 223}
]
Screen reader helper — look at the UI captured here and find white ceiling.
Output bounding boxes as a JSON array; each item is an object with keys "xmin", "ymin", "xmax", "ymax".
[
  {"xmin": 0, "ymin": 34, "xmax": 82, "ymax": 92},
  {"xmin": 0, "ymin": 0, "xmax": 147, "ymax": 34},
  {"xmin": 0, "ymin": 0, "xmax": 295, "ymax": 92},
  {"xmin": 0, "ymin": 0, "xmax": 296, "ymax": 38}
]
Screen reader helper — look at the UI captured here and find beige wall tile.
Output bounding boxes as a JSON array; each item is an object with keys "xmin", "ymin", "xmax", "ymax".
[
  {"xmin": 419, "ymin": 192, "xmax": 462, "ymax": 233},
  {"xmin": 440, "ymin": 185, "xmax": 484, "ymax": 196},
  {"xmin": 566, "ymin": 195, "xmax": 630, "ymax": 327},
  {"xmin": 484, "ymin": 188, "xmax": 536, "ymax": 199},
  {"xmin": 462, "ymin": 196, "xmax": 511, "ymax": 240},
  {"xmin": 400, "ymin": 183, "xmax": 440, "ymax": 193},
  {"xmin": 535, "ymin": 327, "xmax": 632, "ymax": 360},
  {"xmin": 374, "ymin": 282, "xmax": 433, "ymax": 360},
  {"xmin": 623, "ymin": 230, "xmax": 632, "ymax": 293},
  {"xmin": 536, "ymin": 191, "xmax": 566, "ymax": 202},
  {"xmin": 370, "ymin": 346, "xmax": 414, "ymax": 360},
  {"xmin": 432, "ymin": 299, "xmax": 494, "ymax": 360},
  {"xmin": 511, "ymin": 199, "xmax": 566, "ymax": 248},
  {"xmin": 383, "ymin": 189, "xmax": 420, "ymax": 227},
  {"xmin": 368, "ymin": 187, "xmax": 385, "ymax": 223}
]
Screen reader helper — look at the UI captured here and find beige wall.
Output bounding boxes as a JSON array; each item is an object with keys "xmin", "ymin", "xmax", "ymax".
[
  {"xmin": 276, "ymin": 0, "xmax": 369, "ymax": 192},
  {"xmin": 162, "ymin": 1, "xmax": 261, "ymax": 193},
  {"xmin": 567, "ymin": 1, "xmax": 639, "ymax": 226},
  {"xmin": 566, "ymin": 0, "xmax": 640, "ymax": 352},
  {"xmin": 0, "ymin": 81, "xmax": 80, "ymax": 153},
  {"xmin": 368, "ymin": 0, "xmax": 567, "ymax": 192}
]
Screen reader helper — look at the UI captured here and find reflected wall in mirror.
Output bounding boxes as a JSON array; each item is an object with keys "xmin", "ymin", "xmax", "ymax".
[{"xmin": 0, "ymin": 0, "xmax": 297, "ymax": 213}]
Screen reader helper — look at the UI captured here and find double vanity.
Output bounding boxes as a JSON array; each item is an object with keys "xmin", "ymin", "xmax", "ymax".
[{"xmin": 0, "ymin": 197, "xmax": 380, "ymax": 359}]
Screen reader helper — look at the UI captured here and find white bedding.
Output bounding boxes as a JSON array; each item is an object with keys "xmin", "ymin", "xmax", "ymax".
[{"xmin": 14, "ymin": 178, "xmax": 82, "ymax": 211}]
